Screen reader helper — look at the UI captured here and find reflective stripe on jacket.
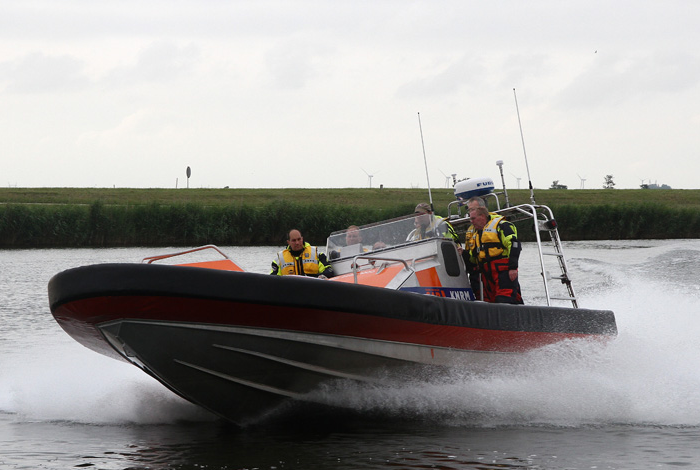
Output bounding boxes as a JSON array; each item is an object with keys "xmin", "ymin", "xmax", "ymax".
[
  {"xmin": 276, "ymin": 243, "xmax": 321, "ymax": 276},
  {"xmin": 473, "ymin": 216, "xmax": 516, "ymax": 263}
]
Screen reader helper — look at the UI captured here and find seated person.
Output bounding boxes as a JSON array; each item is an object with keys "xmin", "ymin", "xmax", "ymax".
[
  {"xmin": 330, "ymin": 225, "xmax": 386, "ymax": 259},
  {"xmin": 345, "ymin": 225, "xmax": 388, "ymax": 252},
  {"xmin": 270, "ymin": 229, "xmax": 333, "ymax": 278},
  {"xmin": 329, "ymin": 225, "xmax": 364, "ymax": 259},
  {"xmin": 345, "ymin": 225, "xmax": 363, "ymax": 247}
]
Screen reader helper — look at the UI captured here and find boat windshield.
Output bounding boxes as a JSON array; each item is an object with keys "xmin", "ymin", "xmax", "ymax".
[{"xmin": 326, "ymin": 214, "xmax": 454, "ymax": 260}]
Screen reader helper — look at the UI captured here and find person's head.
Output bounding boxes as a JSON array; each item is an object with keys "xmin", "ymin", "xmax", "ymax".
[
  {"xmin": 468, "ymin": 206, "xmax": 490, "ymax": 230},
  {"xmin": 414, "ymin": 203, "xmax": 432, "ymax": 227},
  {"xmin": 345, "ymin": 225, "xmax": 362, "ymax": 245},
  {"xmin": 466, "ymin": 197, "xmax": 486, "ymax": 211},
  {"xmin": 287, "ymin": 229, "xmax": 305, "ymax": 251}
]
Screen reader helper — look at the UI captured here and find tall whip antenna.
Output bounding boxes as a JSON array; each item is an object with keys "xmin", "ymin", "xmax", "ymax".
[
  {"xmin": 513, "ymin": 88, "xmax": 536, "ymax": 204},
  {"xmin": 417, "ymin": 112, "xmax": 434, "ymax": 211}
]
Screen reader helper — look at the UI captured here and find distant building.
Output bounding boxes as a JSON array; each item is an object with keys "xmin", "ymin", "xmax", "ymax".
[{"xmin": 549, "ymin": 180, "xmax": 568, "ymax": 190}]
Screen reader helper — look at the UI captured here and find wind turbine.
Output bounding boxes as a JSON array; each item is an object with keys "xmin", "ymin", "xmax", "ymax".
[
  {"xmin": 439, "ymin": 170, "xmax": 453, "ymax": 188},
  {"xmin": 577, "ymin": 173, "xmax": 587, "ymax": 189},
  {"xmin": 361, "ymin": 168, "xmax": 375, "ymax": 188},
  {"xmin": 510, "ymin": 172, "xmax": 522, "ymax": 189}
]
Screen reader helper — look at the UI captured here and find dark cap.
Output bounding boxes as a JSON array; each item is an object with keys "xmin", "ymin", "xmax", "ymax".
[{"xmin": 414, "ymin": 203, "xmax": 431, "ymax": 214}]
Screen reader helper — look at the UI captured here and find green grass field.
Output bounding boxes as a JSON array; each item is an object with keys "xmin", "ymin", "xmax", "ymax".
[{"xmin": 2, "ymin": 187, "xmax": 699, "ymax": 209}]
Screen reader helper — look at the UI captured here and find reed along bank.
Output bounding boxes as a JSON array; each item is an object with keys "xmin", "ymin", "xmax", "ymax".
[{"xmin": 1, "ymin": 188, "xmax": 699, "ymax": 248}]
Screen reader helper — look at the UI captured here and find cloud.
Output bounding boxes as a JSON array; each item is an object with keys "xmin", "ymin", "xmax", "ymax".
[
  {"xmin": 396, "ymin": 55, "xmax": 488, "ymax": 99},
  {"xmin": 0, "ymin": 52, "xmax": 90, "ymax": 94},
  {"xmin": 77, "ymin": 108, "xmax": 167, "ymax": 148},
  {"xmin": 3, "ymin": 1, "xmax": 700, "ymax": 189},
  {"xmin": 554, "ymin": 51, "xmax": 700, "ymax": 109},
  {"xmin": 264, "ymin": 37, "xmax": 334, "ymax": 90},
  {"xmin": 102, "ymin": 41, "xmax": 201, "ymax": 88}
]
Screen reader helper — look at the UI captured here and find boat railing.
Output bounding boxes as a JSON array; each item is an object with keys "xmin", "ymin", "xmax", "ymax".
[
  {"xmin": 329, "ymin": 197, "xmax": 577, "ymax": 307},
  {"xmin": 410, "ymin": 254, "xmax": 438, "ymax": 269},
  {"xmin": 446, "ymin": 199, "xmax": 466, "ymax": 218},
  {"xmin": 447, "ymin": 191, "xmax": 503, "ymax": 219},
  {"xmin": 448, "ymin": 202, "xmax": 578, "ymax": 308},
  {"xmin": 350, "ymin": 255, "xmax": 413, "ymax": 284},
  {"xmin": 142, "ymin": 245, "xmax": 231, "ymax": 264},
  {"xmin": 510, "ymin": 204, "xmax": 577, "ymax": 307}
]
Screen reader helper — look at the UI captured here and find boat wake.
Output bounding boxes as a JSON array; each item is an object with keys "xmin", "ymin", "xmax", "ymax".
[
  {"xmin": 306, "ymin": 246, "xmax": 700, "ymax": 428},
  {"xmin": 0, "ymin": 340, "xmax": 214, "ymax": 425}
]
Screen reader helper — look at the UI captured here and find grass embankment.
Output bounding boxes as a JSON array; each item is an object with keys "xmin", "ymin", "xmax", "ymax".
[
  {"xmin": 1, "ymin": 188, "xmax": 699, "ymax": 247},
  {"xmin": 3, "ymin": 187, "xmax": 700, "ymax": 208}
]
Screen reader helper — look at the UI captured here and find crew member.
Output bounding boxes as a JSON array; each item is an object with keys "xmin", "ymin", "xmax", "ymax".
[
  {"xmin": 408, "ymin": 202, "xmax": 459, "ymax": 242},
  {"xmin": 463, "ymin": 197, "xmax": 490, "ymax": 299},
  {"xmin": 464, "ymin": 205, "xmax": 523, "ymax": 304},
  {"xmin": 345, "ymin": 225, "xmax": 363, "ymax": 246},
  {"xmin": 270, "ymin": 229, "xmax": 334, "ymax": 278}
]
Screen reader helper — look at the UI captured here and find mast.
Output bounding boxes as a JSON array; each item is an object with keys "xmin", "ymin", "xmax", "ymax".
[
  {"xmin": 417, "ymin": 112, "xmax": 434, "ymax": 211},
  {"xmin": 513, "ymin": 88, "xmax": 536, "ymax": 205}
]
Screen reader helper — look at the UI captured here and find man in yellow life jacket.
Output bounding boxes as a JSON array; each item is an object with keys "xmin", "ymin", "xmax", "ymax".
[
  {"xmin": 464, "ymin": 205, "xmax": 523, "ymax": 304},
  {"xmin": 464, "ymin": 196, "xmax": 506, "ymax": 297},
  {"xmin": 463, "ymin": 197, "xmax": 489, "ymax": 299},
  {"xmin": 270, "ymin": 229, "xmax": 334, "ymax": 278}
]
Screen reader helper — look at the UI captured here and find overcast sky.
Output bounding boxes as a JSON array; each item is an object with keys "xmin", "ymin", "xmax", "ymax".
[{"xmin": 2, "ymin": 1, "xmax": 699, "ymax": 190}]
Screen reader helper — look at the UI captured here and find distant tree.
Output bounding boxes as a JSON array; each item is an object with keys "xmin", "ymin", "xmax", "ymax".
[
  {"xmin": 550, "ymin": 180, "xmax": 568, "ymax": 190},
  {"xmin": 603, "ymin": 174, "xmax": 615, "ymax": 189},
  {"xmin": 640, "ymin": 183, "xmax": 650, "ymax": 189}
]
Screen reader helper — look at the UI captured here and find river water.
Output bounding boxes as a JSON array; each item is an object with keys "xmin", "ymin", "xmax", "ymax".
[{"xmin": 2, "ymin": 240, "xmax": 700, "ymax": 469}]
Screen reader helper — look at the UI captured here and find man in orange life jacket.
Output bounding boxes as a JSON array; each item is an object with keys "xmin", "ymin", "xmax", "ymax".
[
  {"xmin": 270, "ymin": 229, "xmax": 334, "ymax": 278},
  {"xmin": 464, "ymin": 205, "xmax": 523, "ymax": 304}
]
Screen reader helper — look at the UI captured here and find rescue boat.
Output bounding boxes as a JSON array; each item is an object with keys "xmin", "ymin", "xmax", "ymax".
[{"xmin": 48, "ymin": 179, "xmax": 617, "ymax": 426}]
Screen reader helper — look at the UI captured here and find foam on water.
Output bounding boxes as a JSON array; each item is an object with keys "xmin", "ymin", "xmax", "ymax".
[
  {"xmin": 313, "ymin": 241, "xmax": 700, "ymax": 427},
  {"xmin": 0, "ymin": 338, "xmax": 213, "ymax": 424}
]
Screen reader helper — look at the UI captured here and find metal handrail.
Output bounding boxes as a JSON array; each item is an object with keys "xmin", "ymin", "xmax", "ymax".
[
  {"xmin": 444, "ymin": 202, "xmax": 576, "ymax": 308},
  {"xmin": 516, "ymin": 204, "xmax": 552, "ymax": 305},
  {"xmin": 142, "ymin": 245, "xmax": 230, "ymax": 264},
  {"xmin": 351, "ymin": 255, "xmax": 413, "ymax": 284},
  {"xmin": 411, "ymin": 254, "xmax": 438, "ymax": 269}
]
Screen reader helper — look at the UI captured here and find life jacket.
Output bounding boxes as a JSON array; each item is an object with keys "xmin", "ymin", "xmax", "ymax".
[
  {"xmin": 276, "ymin": 243, "xmax": 320, "ymax": 276},
  {"xmin": 466, "ymin": 212, "xmax": 498, "ymax": 252},
  {"xmin": 409, "ymin": 215, "xmax": 458, "ymax": 241},
  {"xmin": 475, "ymin": 216, "xmax": 511, "ymax": 262},
  {"xmin": 465, "ymin": 224, "xmax": 478, "ymax": 252}
]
